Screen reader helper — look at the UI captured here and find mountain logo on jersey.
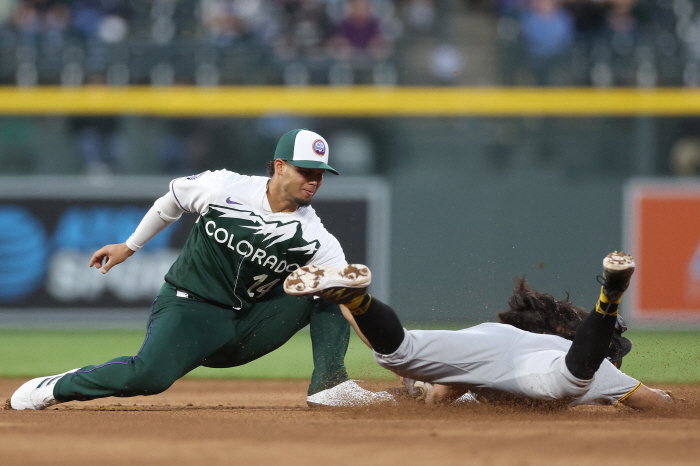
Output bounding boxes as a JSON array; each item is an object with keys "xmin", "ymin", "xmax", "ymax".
[
  {"xmin": 168, "ymin": 203, "xmax": 324, "ymax": 306},
  {"xmin": 197, "ymin": 205, "xmax": 321, "ymax": 297},
  {"xmin": 209, "ymin": 205, "xmax": 315, "ymax": 251},
  {"xmin": 312, "ymin": 139, "xmax": 326, "ymax": 157}
]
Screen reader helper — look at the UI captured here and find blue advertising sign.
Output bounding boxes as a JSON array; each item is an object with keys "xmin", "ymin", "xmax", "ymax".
[{"xmin": 0, "ymin": 176, "xmax": 378, "ymax": 309}]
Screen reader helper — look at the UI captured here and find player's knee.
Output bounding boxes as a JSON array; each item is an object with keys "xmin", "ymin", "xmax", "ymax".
[{"xmin": 564, "ymin": 353, "xmax": 599, "ymax": 380}]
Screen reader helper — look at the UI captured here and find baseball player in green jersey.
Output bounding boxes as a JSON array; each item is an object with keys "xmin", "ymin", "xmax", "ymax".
[{"xmin": 10, "ymin": 129, "xmax": 392, "ymax": 410}]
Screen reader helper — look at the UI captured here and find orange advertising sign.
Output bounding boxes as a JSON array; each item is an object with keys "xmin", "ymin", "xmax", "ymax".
[{"xmin": 625, "ymin": 180, "xmax": 700, "ymax": 323}]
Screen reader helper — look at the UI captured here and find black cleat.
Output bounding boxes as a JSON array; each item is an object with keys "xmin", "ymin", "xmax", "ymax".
[
  {"xmin": 598, "ymin": 251, "xmax": 636, "ymax": 303},
  {"xmin": 284, "ymin": 264, "xmax": 371, "ymax": 304}
]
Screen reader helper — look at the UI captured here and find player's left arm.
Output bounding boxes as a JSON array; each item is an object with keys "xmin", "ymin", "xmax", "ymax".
[
  {"xmin": 91, "ymin": 172, "xmax": 222, "ymax": 274},
  {"xmin": 89, "ymin": 192, "xmax": 183, "ymax": 273},
  {"xmin": 618, "ymin": 383, "xmax": 673, "ymax": 410},
  {"xmin": 89, "ymin": 243, "xmax": 136, "ymax": 274},
  {"xmin": 424, "ymin": 384, "xmax": 469, "ymax": 405}
]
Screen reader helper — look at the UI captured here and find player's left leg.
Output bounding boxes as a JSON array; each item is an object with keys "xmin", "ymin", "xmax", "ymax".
[
  {"xmin": 199, "ymin": 286, "xmax": 350, "ymax": 394},
  {"xmin": 565, "ymin": 251, "xmax": 635, "ymax": 380}
]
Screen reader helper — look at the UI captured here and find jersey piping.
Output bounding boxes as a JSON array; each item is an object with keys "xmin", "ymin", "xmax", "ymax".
[{"xmin": 614, "ymin": 381, "xmax": 643, "ymax": 407}]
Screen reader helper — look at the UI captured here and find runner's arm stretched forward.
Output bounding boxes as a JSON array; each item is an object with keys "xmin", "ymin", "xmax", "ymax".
[{"xmin": 419, "ymin": 380, "xmax": 672, "ymax": 410}]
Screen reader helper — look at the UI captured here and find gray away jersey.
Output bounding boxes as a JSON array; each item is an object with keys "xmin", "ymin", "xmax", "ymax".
[
  {"xmin": 164, "ymin": 170, "xmax": 346, "ymax": 309},
  {"xmin": 375, "ymin": 323, "xmax": 641, "ymax": 407}
]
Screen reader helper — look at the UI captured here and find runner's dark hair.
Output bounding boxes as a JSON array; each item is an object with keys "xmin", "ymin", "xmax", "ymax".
[
  {"xmin": 497, "ymin": 277, "xmax": 632, "ymax": 367},
  {"xmin": 266, "ymin": 160, "xmax": 275, "ymax": 177},
  {"xmin": 497, "ymin": 277, "xmax": 588, "ymax": 340}
]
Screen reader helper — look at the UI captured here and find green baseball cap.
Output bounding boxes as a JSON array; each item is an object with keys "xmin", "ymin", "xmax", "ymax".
[{"xmin": 274, "ymin": 129, "xmax": 339, "ymax": 175}]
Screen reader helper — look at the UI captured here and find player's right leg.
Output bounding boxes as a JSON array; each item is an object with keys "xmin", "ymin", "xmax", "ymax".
[
  {"xmin": 564, "ymin": 251, "xmax": 635, "ymax": 380},
  {"xmin": 10, "ymin": 368, "xmax": 80, "ymax": 410},
  {"xmin": 284, "ymin": 264, "xmax": 406, "ymax": 355},
  {"xmin": 11, "ymin": 284, "xmax": 238, "ymax": 410}
]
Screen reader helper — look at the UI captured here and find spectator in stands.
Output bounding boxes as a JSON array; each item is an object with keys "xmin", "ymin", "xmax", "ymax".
[
  {"xmin": 564, "ymin": 0, "xmax": 608, "ymax": 41},
  {"xmin": 606, "ymin": 0, "xmax": 638, "ymax": 36},
  {"xmin": 329, "ymin": 0, "xmax": 391, "ymax": 61},
  {"xmin": 200, "ymin": 0, "xmax": 280, "ymax": 46},
  {"xmin": 274, "ymin": 0, "xmax": 333, "ymax": 60},
  {"xmin": 12, "ymin": 0, "xmax": 69, "ymax": 39},
  {"xmin": 605, "ymin": 0, "xmax": 647, "ymax": 85},
  {"xmin": 69, "ymin": 0, "xmax": 129, "ymax": 42},
  {"xmin": 519, "ymin": 0, "xmax": 574, "ymax": 84},
  {"xmin": 201, "ymin": 0, "xmax": 248, "ymax": 44}
]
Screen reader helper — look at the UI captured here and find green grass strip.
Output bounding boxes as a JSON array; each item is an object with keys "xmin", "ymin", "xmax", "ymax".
[
  {"xmin": 0, "ymin": 329, "xmax": 390, "ymax": 381},
  {"xmin": 0, "ymin": 328, "xmax": 697, "ymax": 383},
  {"xmin": 620, "ymin": 331, "xmax": 700, "ymax": 384}
]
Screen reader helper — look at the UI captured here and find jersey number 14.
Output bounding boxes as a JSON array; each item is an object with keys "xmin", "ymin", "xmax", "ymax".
[{"xmin": 246, "ymin": 274, "xmax": 280, "ymax": 298}]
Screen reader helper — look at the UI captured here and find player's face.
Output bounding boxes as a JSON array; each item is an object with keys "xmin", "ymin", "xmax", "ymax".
[{"xmin": 281, "ymin": 162, "xmax": 324, "ymax": 207}]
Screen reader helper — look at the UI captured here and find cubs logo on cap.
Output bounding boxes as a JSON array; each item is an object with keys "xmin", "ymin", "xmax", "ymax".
[{"xmin": 274, "ymin": 129, "xmax": 339, "ymax": 175}]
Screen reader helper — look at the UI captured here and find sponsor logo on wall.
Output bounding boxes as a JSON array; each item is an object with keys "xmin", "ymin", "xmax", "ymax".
[
  {"xmin": 627, "ymin": 182, "xmax": 700, "ymax": 321},
  {"xmin": 0, "ymin": 202, "xmax": 186, "ymax": 307},
  {"xmin": 0, "ymin": 196, "xmax": 366, "ymax": 309}
]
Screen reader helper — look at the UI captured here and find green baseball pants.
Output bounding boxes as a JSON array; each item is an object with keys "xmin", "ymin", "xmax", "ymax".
[{"xmin": 54, "ymin": 283, "xmax": 350, "ymax": 401}]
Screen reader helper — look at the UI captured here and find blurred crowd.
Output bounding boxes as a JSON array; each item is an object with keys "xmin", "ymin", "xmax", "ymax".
[
  {"xmin": 0, "ymin": 0, "xmax": 412, "ymax": 86},
  {"xmin": 3, "ymin": 0, "xmax": 700, "ymax": 178},
  {"xmin": 498, "ymin": 0, "xmax": 700, "ymax": 86},
  {"xmin": 1, "ymin": 0, "xmax": 699, "ymax": 87}
]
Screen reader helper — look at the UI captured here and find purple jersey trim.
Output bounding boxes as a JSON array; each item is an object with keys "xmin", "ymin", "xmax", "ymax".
[
  {"xmin": 170, "ymin": 179, "xmax": 190, "ymax": 213},
  {"xmin": 73, "ymin": 298, "xmax": 158, "ymax": 374}
]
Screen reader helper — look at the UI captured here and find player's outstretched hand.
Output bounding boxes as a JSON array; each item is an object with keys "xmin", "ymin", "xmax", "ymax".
[{"xmin": 89, "ymin": 243, "xmax": 135, "ymax": 274}]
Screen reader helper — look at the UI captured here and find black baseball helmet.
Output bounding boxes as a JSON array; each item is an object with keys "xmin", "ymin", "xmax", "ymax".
[{"xmin": 607, "ymin": 315, "xmax": 632, "ymax": 368}]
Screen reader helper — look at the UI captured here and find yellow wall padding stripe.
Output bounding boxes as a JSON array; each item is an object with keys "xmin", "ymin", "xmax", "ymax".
[
  {"xmin": 614, "ymin": 382, "xmax": 643, "ymax": 407},
  {"xmin": 2, "ymin": 87, "xmax": 700, "ymax": 117}
]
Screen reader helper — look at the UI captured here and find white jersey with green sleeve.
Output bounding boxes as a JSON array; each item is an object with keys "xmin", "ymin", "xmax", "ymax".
[{"xmin": 163, "ymin": 169, "xmax": 346, "ymax": 309}]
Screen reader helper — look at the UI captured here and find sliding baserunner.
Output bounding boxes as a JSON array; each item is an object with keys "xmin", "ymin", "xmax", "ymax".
[{"xmin": 284, "ymin": 252, "xmax": 673, "ymax": 409}]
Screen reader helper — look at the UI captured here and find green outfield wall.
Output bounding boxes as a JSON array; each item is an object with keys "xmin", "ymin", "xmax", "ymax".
[{"xmin": 1, "ymin": 88, "xmax": 699, "ymax": 327}]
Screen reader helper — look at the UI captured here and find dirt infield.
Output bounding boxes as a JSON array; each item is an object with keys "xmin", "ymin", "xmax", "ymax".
[{"xmin": 1, "ymin": 379, "xmax": 699, "ymax": 466}]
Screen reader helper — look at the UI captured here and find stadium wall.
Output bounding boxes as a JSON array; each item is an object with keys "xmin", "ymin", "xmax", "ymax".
[
  {"xmin": 2, "ymin": 87, "xmax": 700, "ymax": 116},
  {"xmin": 2, "ymin": 87, "xmax": 699, "ymax": 327}
]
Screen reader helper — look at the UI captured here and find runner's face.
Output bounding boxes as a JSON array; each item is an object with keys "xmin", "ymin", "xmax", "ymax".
[{"xmin": 280, "ymin": 162, "xmax": 324, "ymax": 207}]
